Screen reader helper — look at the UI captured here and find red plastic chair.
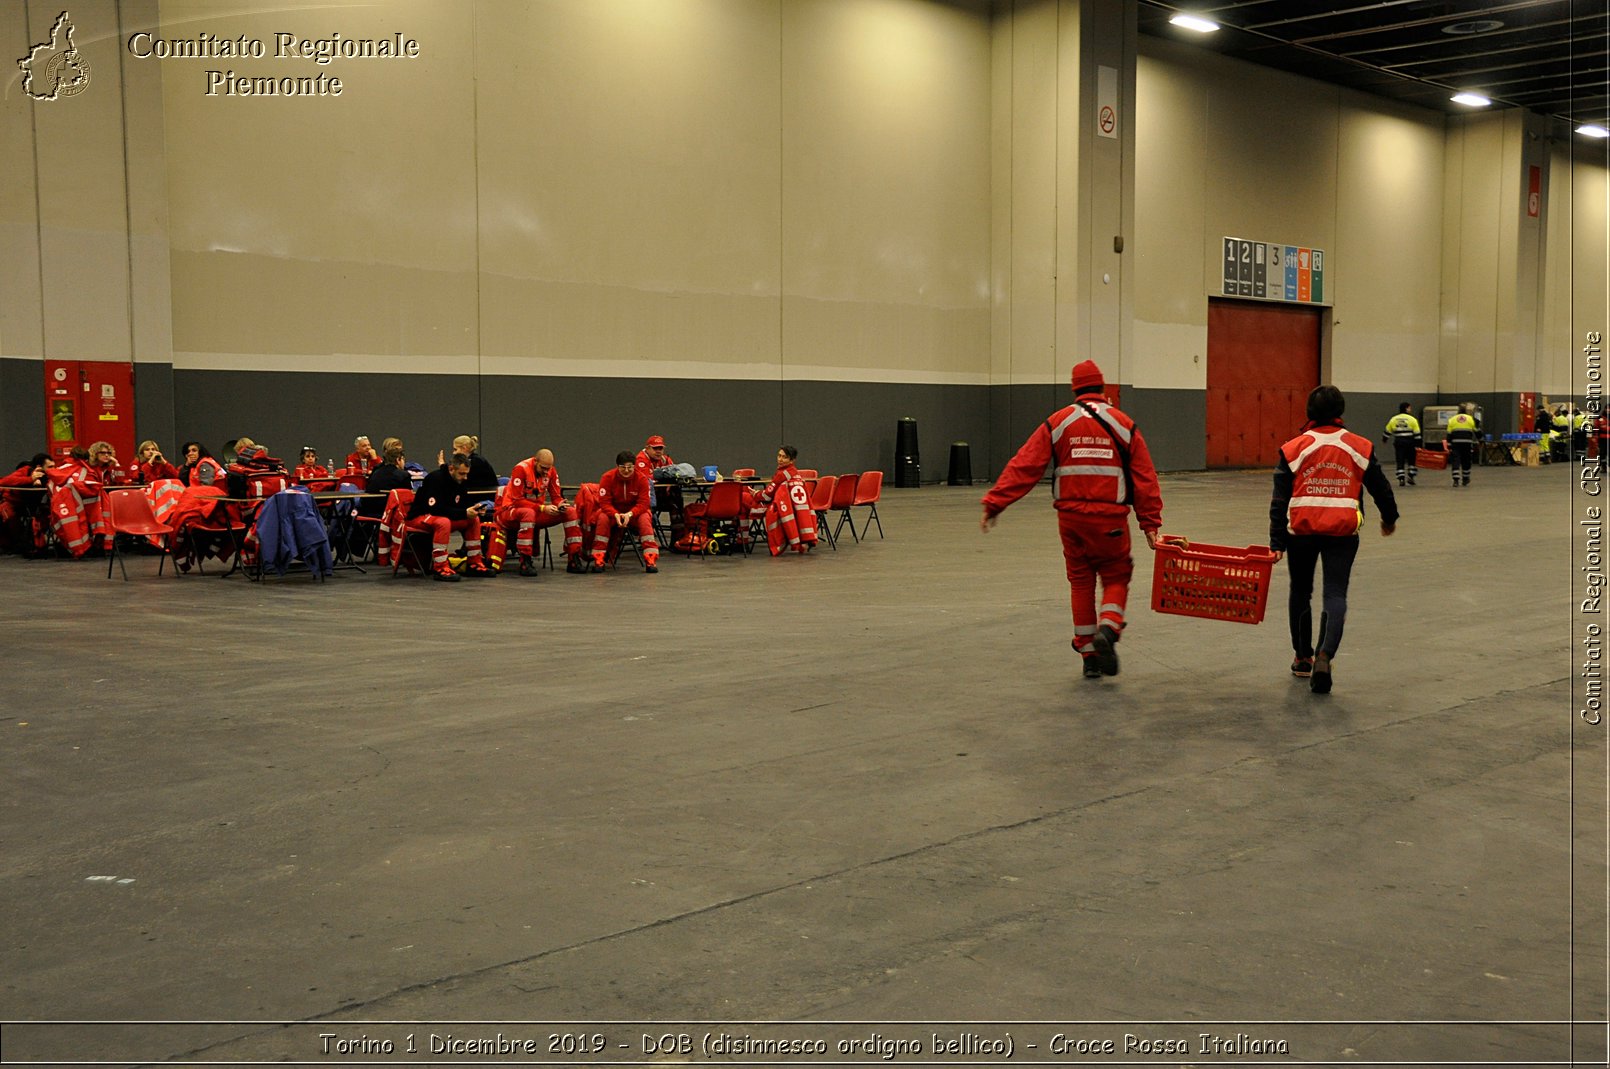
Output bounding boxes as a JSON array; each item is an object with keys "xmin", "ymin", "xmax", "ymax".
[
  {"xmin": 829, "ymin": 473, "xmax": 860, "ymax": 544},
  {"xmin": 796, "ymin": 469, "xmax": 818, "ymax": 480},
  {"xmin": 732, "ymin": 468, "xmax": 756, "ymax": 479},
  {"xmin": 807, "ymin": 475, "xmax": 838, "ymax": 550},
  {"xmin": 691, "ymin": 480, "xmax": 749, "ymax": 557},
  {"xmin": 104, "ymin": 488, "xmax": 175, "ymax": 580},
  {"xmin": 851, "ymin": 470, "xmax": 884, "ymax": 540}
]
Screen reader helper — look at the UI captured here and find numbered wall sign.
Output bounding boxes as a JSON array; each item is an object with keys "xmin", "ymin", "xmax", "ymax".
[{"xmin": 1222, "ymin": 236, "xmax": 1327, "ymax": 305}]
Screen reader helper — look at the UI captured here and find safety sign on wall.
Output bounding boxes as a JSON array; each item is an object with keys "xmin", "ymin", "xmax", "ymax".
[{"xmin": 1221, "ymin": 237, "xmax": 1325, "ymax": 304}]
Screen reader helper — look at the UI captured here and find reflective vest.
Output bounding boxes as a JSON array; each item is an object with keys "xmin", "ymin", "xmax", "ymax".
[
  {"xmin": 1281, "ymin": 427, "xmax": 1371, "ymax": 538},
  {"xmin": 1446, "ymin": 413, "xmax": 1478, "ymax": 444},
  {"xmin": 1384, "ymin": 413, "xmax": 1420, "ymax": 440},
  {"xmin": 1048, "ymin": 400, "xmax": 1137, "ymax": 506}
]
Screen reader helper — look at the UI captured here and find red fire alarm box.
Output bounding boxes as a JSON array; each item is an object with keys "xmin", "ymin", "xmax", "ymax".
[{"xmin": 46, "ymin": 361, "xmax": 135, "ymax": 462}]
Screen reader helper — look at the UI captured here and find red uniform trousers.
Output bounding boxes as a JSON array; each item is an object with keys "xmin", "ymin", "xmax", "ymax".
[
  {"xmin": 491, "ymin": 503, "xmax": 581, "ymax": 565},
  {"xmin": 406, "ymin": 515, "xmax": 483, "ymax": 568},
  {"xmin": 588, "ymin": 510, "xmax": 656, "ymax": 562},
  {"xmin": 1057, "ymin": 511, "xmax": 1133, "ymax": 653}
]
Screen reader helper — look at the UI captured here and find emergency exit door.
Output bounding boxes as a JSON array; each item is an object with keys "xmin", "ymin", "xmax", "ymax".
[
  {"xmin": 1205, "ymin": 299, "xmax": 1322, "ymax": 468},
  {"xmin": 45, "ymin": 361, "xmax": 135, "ymax": 462}
]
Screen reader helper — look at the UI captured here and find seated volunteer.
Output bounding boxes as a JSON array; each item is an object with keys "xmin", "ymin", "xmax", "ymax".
[
  {"xmin": 496, "ymin": 448, "xmax": 583, "ymax": 576},
  {"xmin": 407, "ymin": 453, "xmax": 492, "ymax": 582},
  {"xmin": 360, "ymin": 446, "xmax": 413, "ymax": 515},
  {"xmin": 438, "ymin": 435, "xmax": 499, "ymax": 495},
  {"xmin": 585, "ymin": 451, "xmax": 659, "ymax": 573},
  {"xmin": 132, "ymin": 441, "xmax": 181, "ymax": 485},
  {"xmin": 0, "ymin": 453, "xmax": 53, "ymax": 555},
  {"xmin": 346, "ymin": 435, "xmax": 380, "ymax": 476},
  {"xmin": 86, "ymin": 441, "xmax": 131, "ymax": 487},
  {"xmin": 1270, "ymin": 384, "xmax": 1399, "ymax": 695},
  {"xmin": 293, "ymin": 446, "xmax": 334, "ymax": 489},
  {"xmin": 750, "ymin": 445, "xmax": 817, "ymax": 555}
]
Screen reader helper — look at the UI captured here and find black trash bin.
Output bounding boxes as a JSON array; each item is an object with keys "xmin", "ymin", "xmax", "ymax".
[
  {"xmin": 895, "ymin": 417, "xmax": 920, "ymax": 487},
  {"xmin": 947, "ymin": 442, "xmax": 971, "ymax": 486}
]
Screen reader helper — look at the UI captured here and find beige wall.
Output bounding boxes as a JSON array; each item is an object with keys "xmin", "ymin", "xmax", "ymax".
[
  {"xmin": 988, "ymin": 0, "xmax": 1133, "ymax": 389},
  {"xmin": 1133, "ymin": 36, "xmax": 1444, "ymax": 394},
  {"xmin": 2, "ymin": 0, "xmax": 171, "ymax": 365},
  {"xmin": 152, "ymin": 0, "xmax": 991, "ymax": 384},
  {"xmin": 5, "ymin": 0, "xmax": 1605, "ymax": 461},
  {"xmin": 1542, "ymin": 139, "xmax": 1610, "ymax": 396}
]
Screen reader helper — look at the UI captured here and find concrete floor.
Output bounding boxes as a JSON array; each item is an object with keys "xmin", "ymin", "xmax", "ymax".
[{"xmin": 1, "ymin": 463, "xmax": 1603, "ymax": 1066}]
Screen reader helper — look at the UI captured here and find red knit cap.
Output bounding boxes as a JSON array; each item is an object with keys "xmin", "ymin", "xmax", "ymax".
[
  {"xmin": 1070, "ymin": 360, "xmax": 1104, "ymax": 392},
  {"xmin": 646, "ymin": 435, "xmax": 666, "ymax": 447}
]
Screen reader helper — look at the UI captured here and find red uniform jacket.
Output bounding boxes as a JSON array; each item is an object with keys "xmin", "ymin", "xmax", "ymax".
[
  {"xmin": 597, "ymin": 468, "xmax": 650, "ymax": 520},
  {"xmin": 502, "ymin": 458, "xmax": 566, "ymax": 512},
  {"xmin": 982, "ymin": 398, "xmax": 1163, "ymax": 532},
  {"xmin": 133, "ymin": 459, "xmax": 181, "ymax": 484},
  {"xmin": 346, "ymin": 450, "xmax": 378, "ymax": 476}
]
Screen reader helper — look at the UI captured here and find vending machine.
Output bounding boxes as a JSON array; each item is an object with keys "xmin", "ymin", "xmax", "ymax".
[{"xmin": 45, "ymin": 361, "xmax": 135, "ymax": 462}]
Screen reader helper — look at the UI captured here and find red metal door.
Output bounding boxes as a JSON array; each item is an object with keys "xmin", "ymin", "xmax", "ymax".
[
  {"xmin": 1205, "ymin": 300, "xmax": 1321, "ymax": 468},
  {"xmin": 45, "ymin": 361, "xmax": 135, "ymax": 462}
]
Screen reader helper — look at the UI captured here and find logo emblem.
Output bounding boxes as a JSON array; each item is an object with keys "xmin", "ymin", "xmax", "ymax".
[{"xmin": 19, "ymin": 12, "xmax": 91, "ymax": 101}]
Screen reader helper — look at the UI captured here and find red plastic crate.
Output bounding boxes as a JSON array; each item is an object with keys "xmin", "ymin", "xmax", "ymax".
[
  {"xmin": 1150, "ymin": 536, "xmax": 1278, "ymax": 625},
  {"xmin": 1415, "ymin": 446, "xmax": 1448, "ymax": 470}
]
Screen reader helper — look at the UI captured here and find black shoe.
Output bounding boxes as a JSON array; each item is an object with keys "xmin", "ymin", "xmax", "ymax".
[
  {"xmin": 1089, "ymin": 625, "xmax": 1120, "ymax": 677},
  {"xmin": 1408, "ymin": 477, "xmax": 1416, "ymax": 485},
  {"xmin": 1397, "ymin": 477, "xmax": 1405, "ymax": 487},
  {"xmin": 1291, "ymin": 655, "xmax": 1313, "ymax": 678},
  {"xmin": 589, "ymin": 559, "xmax": 606, "ymax": 574},
  {"xmin": 567, "ymin": 555, "xmax": 587, "ymax": 574},
  {"xmin": 1081, "ymin": 655, "xmax": 1103, "ymax": 679},
  {"xmin": 432, "ymin": 567, "xmax": 460, "ymax": 583},
  {"xmin": 518, "ymin": 556, "xmax": 539, "ymax": 577},
  {"xmin": 645, "ymin": 562, "xmax": 658, "ymax": 573},
  {"xmin": 1310, "ymin": 651, "xmax": 1332, "ymax": 694},
  {"xmin": 1462, "ymin": 477, "xmax": 1470, "ymax": 486}
]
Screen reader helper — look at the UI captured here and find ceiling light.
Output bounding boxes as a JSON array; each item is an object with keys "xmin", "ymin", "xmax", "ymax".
[
  {"xmin": 1451, "ymin": 92, "xmax": 1491, "ymax": 107},
  {"xmin": 1579, "ymin": 124, "xmax": 1610, "ymax": 139},
  {"xmin": 1169, "ymin": 14, "xmax": 1220, "ymax": 33},
  {"xmin": 1442, "ymin": 20, "xmax": 1505, "ymax": 35}
]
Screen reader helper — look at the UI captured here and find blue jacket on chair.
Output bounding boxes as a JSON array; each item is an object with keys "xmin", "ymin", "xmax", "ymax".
[{"xmin": 256, "ymin": 488, "xmax": 333, "ymax": 577}]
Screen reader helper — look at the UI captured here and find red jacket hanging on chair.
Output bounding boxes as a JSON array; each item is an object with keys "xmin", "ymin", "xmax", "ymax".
[
  {"xmin": 45, "ymin": 453, "xmax": 108, "ymax": 557},
  {"xmin": 752, "ymin": 450, "xmax": 818, "ymax": 555},
  {"xmin": 981, "ymin": 360, "xmax": 1164, "ymax": 676}
]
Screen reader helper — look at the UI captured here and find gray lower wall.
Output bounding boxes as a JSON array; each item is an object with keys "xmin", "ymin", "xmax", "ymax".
[
  {"xmin": 0, "ymin": 359, "xmax": 1556, "ymax": 483},
  {"xmin": 1, "ymin": 358, "xmax": 45, "ymax": 467},
  {"xmin": 169, "ymin": 370, "xmax": 995, "ymax": 483}
]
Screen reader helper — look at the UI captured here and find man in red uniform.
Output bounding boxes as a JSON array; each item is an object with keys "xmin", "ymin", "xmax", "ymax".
[
  {"xmin": 586, "ymin": 451, "xmax": 659, "ymax": 573},
  {"xmin": 981, "ymin": 359, "xmax": 1163, "ymax": 679},
  {"xmin": 346, "ymin": 436, "xmax": 380, "ymax": 477},
  {"xmin": 494, "ymin": 448, "xmax": 583, "ymax": 576},
  {"xmin": 636, "ymin": 433, "xmax": 686, "ymax": 545},
  {"xmin": 406, "ymin": 453, "xmax": 492, "ymax": 582}
]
